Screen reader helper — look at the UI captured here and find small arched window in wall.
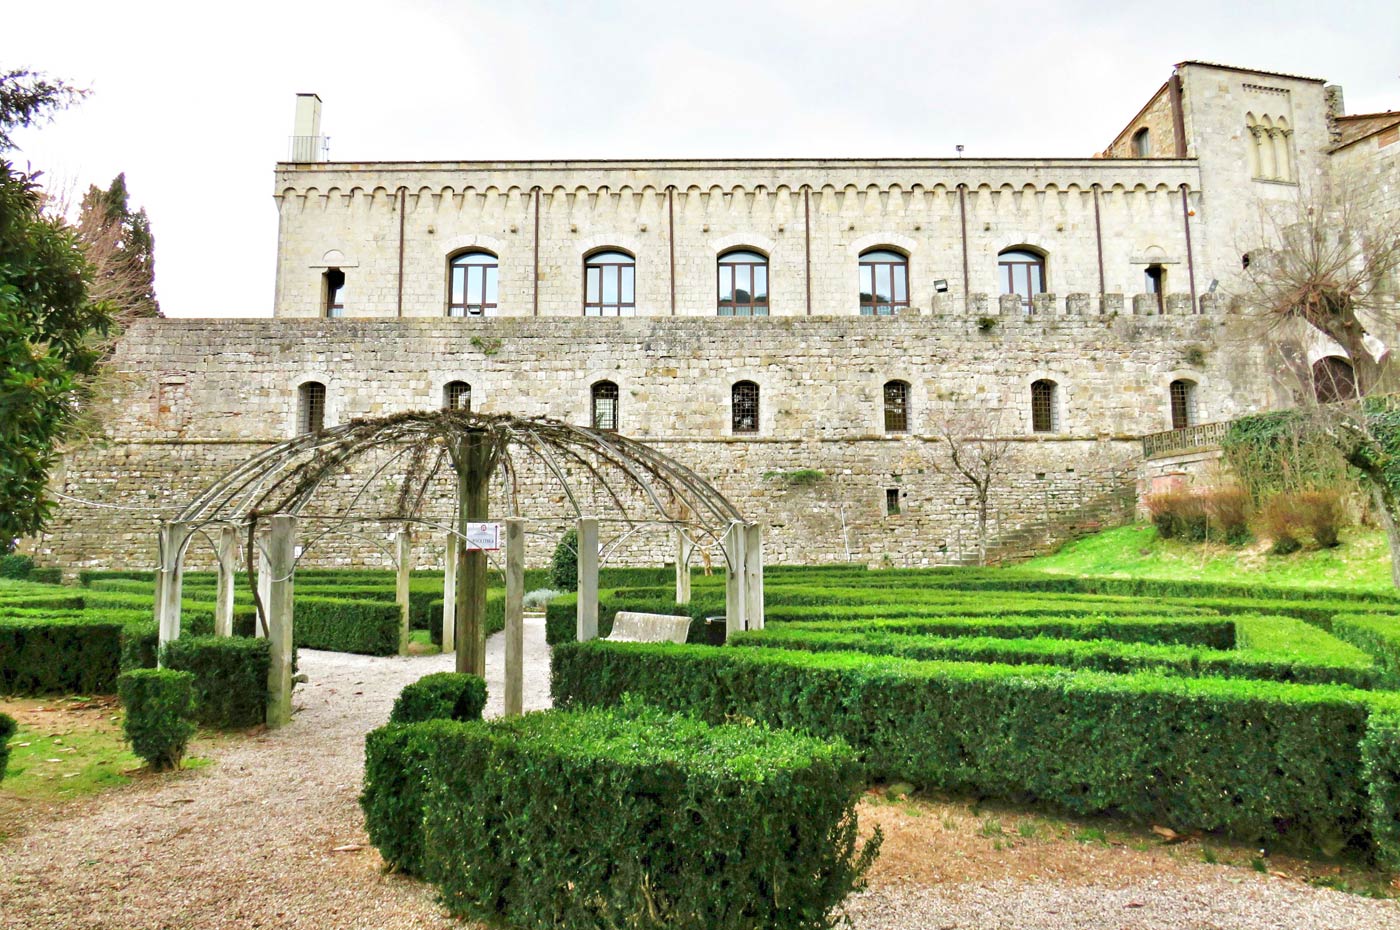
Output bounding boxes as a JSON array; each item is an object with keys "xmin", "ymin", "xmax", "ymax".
[
  {"xmin": 1313, "ymin": 356, "xmax": 1357, "ymax": 404},
  {"xmin": 584, "ymin": 250, "xmax": 635, "ymax": 316},
  {"xmin": 732, "ymin": 380, "xmax": 759, "ymax": 433},
  {"xmin": 859, "ymin": 249, "xmax": 909, "ymax": 316},
  {"xmin": 1169, "ymin": 379, "xmax": 1197, "ymax": 429},
  {"xmin": 883, "ymin": 380, "xmax": 910, "ymax": 433},
  {"xmin": 717, "ymin": 250, "xmax": 769, "ymax": 316},
  {"xmin": 323, "ymin": 268, "xmax": 346, "ymax": 318},
  {"xmin": 1030, "ymin": 379, "xmax": 1058, "ymax": 433},
  {"xmin": 443, "ymin": 380, "xmax": 471, "ymax": 412},
  {"xmin": 591, "ymin": 380, "xmax": 619, "ymax": 431},
  {"xmin": 1132, "ymin": 127, "xmax": 1151, "ymax": 157},
  {"xmin": 1145, "ymin": 264, "xmax": 1166, "ymax": 314},
  {"xmin": 999, "ymin": 248, "xmax": 1045, "ymax": 313},
  {"xmin": 298, "ymin": 381, "xmax": 326, "ymax": 435},
  {"xmin": 448, "ymin": 251, "xmax": 499, "ymax": 317}
]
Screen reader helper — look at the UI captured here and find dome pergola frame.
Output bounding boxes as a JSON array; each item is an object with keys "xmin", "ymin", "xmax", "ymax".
[{"xmin": 150, "ymin": 411, "xmax": 765, "ymax": 726}]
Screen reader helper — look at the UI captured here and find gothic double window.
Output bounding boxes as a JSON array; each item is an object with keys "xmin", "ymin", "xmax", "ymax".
[
  {"xmin": 859, "ymin": 249, "xmax": 909, "ymax": 315},
  {"xmin": 585, "ymin": 250, "xmax": 635, "ymax": 316},
  {"xmin": 718, "ymin": 250, "xmax": 769, "ymax": 316},
  {"xmin": 449, "ymin": 251, "xmax": 498, "ymax": 317}
]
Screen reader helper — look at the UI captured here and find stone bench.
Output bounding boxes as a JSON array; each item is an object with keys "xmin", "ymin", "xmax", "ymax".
[{"xmin": 605, "ymin": 611, "xmax": 692, "ymax": 644}]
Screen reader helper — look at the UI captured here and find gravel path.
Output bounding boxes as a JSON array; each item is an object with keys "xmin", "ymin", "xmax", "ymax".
[{"xmin": 2, "ymin": 615, "xmax": 1396, "ymax": 929}]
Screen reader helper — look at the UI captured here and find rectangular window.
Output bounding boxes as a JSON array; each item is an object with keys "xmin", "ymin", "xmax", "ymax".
[{"xmin": 885, "ymin": 488, "xmax": 901, "ymax": 516}]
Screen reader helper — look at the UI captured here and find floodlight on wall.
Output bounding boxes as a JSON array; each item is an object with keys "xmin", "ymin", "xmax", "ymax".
[
  {"xmin": 1208, "ymin": 279, "xmax": 1219, "ymax": 294},
  {"xmin": 956, "ymin": 144, "xmax": 965, "ymax": 157},
  {"xmin": 933, "ymin": 279, "xmax": 949, "ymax": 293}
]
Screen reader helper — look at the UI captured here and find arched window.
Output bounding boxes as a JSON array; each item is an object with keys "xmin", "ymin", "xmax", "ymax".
[
  {"xmin": 1169, "ymin": 379, "xmax": 1197, "ymax": 429},
  {"xmin": 732, "ymin": 381, "xmax": 759, "ymax": 433},
  {"xmin": 448, "ymin": 251, "xmax": 498, "ymax": 317},
  {"xmin": 443, "ymin": 380, "xmax": 471, "ymax": 412},
  {"xmin": 999, "ymin": 248, "xmax": 1045, "ymax": 312},
  {"xmin": 1132, "ymin": 127, "xmax": 1151, "ymax": 157},
  {"xmin": 1273, "ymin": 116, "xmax": 1293, "ymax": 183},
  {"xmin": 883, "ymin": 380, "xmax": 909, "ymax": 433},
  {"xmin": 584, "ymin": 250, "xmax": 635, "ymax": 316},
  {"xmin": 1313, "ymin": 357, "xmax": 1357, "ymax": 403},
  {"xmin": 718, "ymin": 250, "xmax": 769, "ymax": 316},
  {"xmin": 323, "ymin": 268, "xmax": 346, "ymax": 318},
  {"xmin": 591, "ymin": 380, "xmax": 619, "ymax": 431},
  {"xmin": 298, "ymin": 381, "xmax": 326, "ymax": 435},
  {"xmin": 1145, "ymin": 264, "xmax": 1166, "ymax": 314},
  {"xmin": 859, "ymin": 249, "xmax": 909, "ymax": 316},
  {"xmin": 1030, "ymin": 379, "xmax": 1058, "ymax": 433}
]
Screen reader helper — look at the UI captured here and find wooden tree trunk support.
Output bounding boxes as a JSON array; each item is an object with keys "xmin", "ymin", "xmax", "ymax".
[
  {"xmin": 266, "ymin": 514, "xmax": 296, "ymax": 728},
  {"xmin": 674, "ymin": 529, "xmax": 692, "ymax": 605},
  {"xmin": 155, "ymin": 521, "xmax": 193, "ymax": 665},
  {"xmin": 454, "ymin": 433, "xmax": 491, "ymax": 677},
  {"xmin": 441, "ymin": 533, "xmax": 458, "ymax": 651},
  {"xmin": 396, "ymin": 527, "xmax": 413, "ymax": 656},
  {"xmin": 576, "ymin": 516, "xmax": 600, "ymax": 642},
  {"xmin": 214, "ymin": 524, "xmax": 238, "ymax": 637},
  {"xmin": 743, "ymin": 522, "xmax": 764, "ymax": 630},
  {"xmin": 724, "ymin": 522, "xmax": 747, "ymax": 636},
  {"xmin": 504, "ymin": 518, "xmax": 525, "ymax": 717},
  {"xmin": 255, "ymin": 534, "xmax": 272, "ymax": 639}
]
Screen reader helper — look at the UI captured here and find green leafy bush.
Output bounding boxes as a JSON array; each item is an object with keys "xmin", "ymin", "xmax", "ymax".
[
  {"xmin": 361, "ymin": 720, "xmax": 446, "ymax": 875},
  {"xmin": 161, "ymin": 636, "xmax": 271, "ymax": 728},
  {"xmin": 1333, "ymin": 614, "xmax": 1400, "ymax": 681},
  {"xmin": 363, "ymin": 705, "xmax": 879, "ymax": 929},
  {"xmin": 27, "ymin": 567, "xmax": 61, "ymax": 584},
  {"xmin": 295, "ymin": 596, "xmax": 400, "ymax": 655},
  {"xmin": 0, "ymin": 554, "xmax": 35, "ymax": 579},
  {"xmin": 0, "ymin": 615, "xmax": 125, "ymax": 693},
  {"xmin": 550, "ymin": 528, "xmax": 578, "ymax": 591},
  {"xmin": 118, "ymin": 668, "xmax": 196, "ymax": 771},
  {"xmin": 553, "ymin": 641, "xmax": 1393, "ymax": 856},
  {"xmin": 390, "ymin": 672, "xmax": 487, "ymax": 724},
  {"xmin": 1362, "ymin": 710, "xmax": 1400, "ymax": 869},
  {"xmin": 0, "ymin": 712, "xmax": 15, "ymax": 782}
]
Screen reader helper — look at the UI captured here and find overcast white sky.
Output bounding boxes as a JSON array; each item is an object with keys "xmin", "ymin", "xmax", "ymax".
[{"xmin": 2, "ymin": 0, "xmax": 1397, "ymax": 318}]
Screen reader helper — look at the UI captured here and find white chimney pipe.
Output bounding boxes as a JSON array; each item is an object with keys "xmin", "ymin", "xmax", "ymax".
[{"xmin": 290, "ymin": 93, "xmax": 324, "ymax": 162}]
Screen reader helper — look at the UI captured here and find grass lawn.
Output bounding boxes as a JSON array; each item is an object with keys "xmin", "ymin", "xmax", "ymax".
[{"xmin": 1024, "ymin": 524, "xmax": 1397, "ymax": 592}]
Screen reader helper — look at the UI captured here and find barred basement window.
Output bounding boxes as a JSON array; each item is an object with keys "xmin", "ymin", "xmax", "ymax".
[
  {"xmin": 298, "ymin": 381, "xmax": 326, "ymax": 434},
  {"xmin": 883, "ymin": 380, "xmax": 909, "ymax": 433},
  {"xmin": 443, "ymin": 380, "xmax": 471, "ymax": 412},
  {"xmin": 448, "ymin": 251, "xmax": 498, "ymax": 317},
  {"xmin": 1169, "ymin": 379, "xmax": 1196, "ymax": 429},
  {"xmin": 592, "ymin": 380, "xmax": 619, "ymax": 431},
  {"xmin": 323, "ymin": 268, "xmax": 346, "ymax": 318},
  {"xmin": 885, "ymin": 488, "xmax": 901, "ymax": 516},
  {"xmin": 1030, "ymin": 379, "xmax": 1058, "ymax": 433},
  {"xmin": 732, "ymin": 380, "xmax": 759, "ymax": 433}
]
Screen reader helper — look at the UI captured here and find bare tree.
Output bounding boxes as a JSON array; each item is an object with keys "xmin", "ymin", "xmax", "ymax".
[
  {"xmin": 1234, "ymin": 184, "xmax": 1400, "ymax": 584},
  {"xmin": 933, "ymin": 403, "xmax": 1018, "ymax": 566}
]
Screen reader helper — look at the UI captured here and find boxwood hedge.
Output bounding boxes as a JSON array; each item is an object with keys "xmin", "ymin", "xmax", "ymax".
[
  {"xmin": 363, "ymin": 704, "xmax": 879, "ymax": 930},
  {"xmin": 161, "ymin": 636, "xmax": 271, "ymax": 728},
  {"xmin": 0, "ymin": 712, "xmax": 15, "ymax": 782},
  {"xmin": 390, "ymin": 672, "xmax": 487, "ymax": 724},
  {"xmin": 118, "ymin": 668, "xmax": 197, "ymax": 771},
  {"xmin": 553, "ymin": 641, "xmax": 1400, "ymax": 857}
]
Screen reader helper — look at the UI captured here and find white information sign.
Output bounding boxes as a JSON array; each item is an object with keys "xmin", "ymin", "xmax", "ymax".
[{"xmin": 465, "ymin": 522, "xmax": 501, "ymax": 551}]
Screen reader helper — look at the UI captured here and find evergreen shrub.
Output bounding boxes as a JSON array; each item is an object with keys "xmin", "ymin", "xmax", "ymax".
[
  {"xmin": 363, "ymin": 705, "xmax": 879, "ymax": 929},
  {"xmin": 1333, "ymin": 614, "xmax": 1400, "ymax": 680},
  {"xmin": 550, "ymin": 528, "xmax": 579, "ymax": 591},
  {"xmin": 390, "ymin": 672, "xmax": 487, "ymax": 724},
  {"xmin": 295, "ymin": 596, "xmax": 400, "ymax": 655},
  {"xmin": 553, "ymin": 641, "xmax": 1395, "ymax": 855},
  {"xmin": 0, "ymin": 615, "xmax": 125, "ymax": 693},
  {"xmin": 161, "ymin": 636, "xmax": 270, "ymax": 728},
  {"xmin": 0, "ymin": 712, "xmax": 15, "ymax": 782},
  {"xmin": 1362, "ymin": 710, "xmax": 1400, "ymax": 868},
  {"xmin": 118, "ymin": 668, "xmax": 196, "ymax": 771},
  {"xmin": 0, "ymin": 554, "xmax": 35, "ymax": 578}
]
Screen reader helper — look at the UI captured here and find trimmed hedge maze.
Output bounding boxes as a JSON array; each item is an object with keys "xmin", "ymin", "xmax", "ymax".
[{"xmin": 549, "ymin": 566, "xmax": 1400, "ymax": 867}]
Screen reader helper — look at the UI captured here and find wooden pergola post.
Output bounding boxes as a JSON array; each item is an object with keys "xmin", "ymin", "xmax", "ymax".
[
  {"xmin": 255, "ymin": 531, "xmax": 271, "ymax": 639},
  {"xmin": 214, "ymin": 524, "xmax": 238, "ymax": 637},
  {"xmin": 576, "ymin": 516, "xmax": 600, "ymax": 642},
  {"xmin": 504, "ymin": 518, "xmax": 525, "ymax": 717},
  {"xmin": 441, "ymin": 533, "xmax": 458, "ymax": 652},
  {"xmin": 395, "ymin": 526, "xmax": 413, "ymax": 656},
  {"xmin": 743, "ymin": 522, "xmax": 764, "ymax": 630},
  {"xmin": 454, "ymin": 432, "xmax": 492, "ymax": 677},
  {"xmin": 724, "ymin": 522, "xmax": 747, "ymax": 637},
  {"xmin": 154, "ymin": 520, "xmax": 193, "ymax": 664},
  {"xmin": 674, "ymin": 528, "xmax": 692, "ymax": 606},
  {"xmin": 265, "ymin": 514, "xmax": 297, "ymax": 728}
]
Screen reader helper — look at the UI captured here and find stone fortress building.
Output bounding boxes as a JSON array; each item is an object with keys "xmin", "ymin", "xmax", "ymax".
[{"xmin": 34, "ymin": 61, "xmax": 1400, "ymax": 570}]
